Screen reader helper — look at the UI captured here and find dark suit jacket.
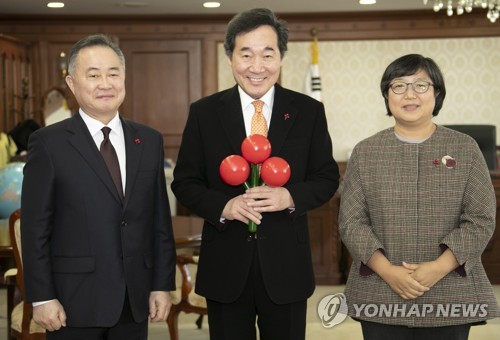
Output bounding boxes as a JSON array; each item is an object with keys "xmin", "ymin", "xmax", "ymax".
[
  {"xmin": 20, "ymin": 113, "xmax": 176, "ymax": 327},
  {"xmin": 172, "ymin": 84, "xmax": 339, "ymax": 304}
]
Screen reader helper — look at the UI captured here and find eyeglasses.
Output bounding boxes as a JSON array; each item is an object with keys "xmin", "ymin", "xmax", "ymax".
[{"xmin": 389, "ymin": 81, "xmax": 434, "ymax": 94}]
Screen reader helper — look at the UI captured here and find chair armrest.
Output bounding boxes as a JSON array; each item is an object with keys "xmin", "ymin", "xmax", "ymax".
[
  {"xmin": 3, "ymin": 268, "xmax": 18, "ymax": 283},
  {"xmin": 176, "ymin": 255, "xmax": 200, "ymax": 301}
]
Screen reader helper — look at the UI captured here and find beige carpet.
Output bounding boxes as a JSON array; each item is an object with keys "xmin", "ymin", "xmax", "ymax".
[
  {"xmin": 2, "ymin": 285, "xmax": 499, "ymax": 339},
  {"xmin": 147, "ymin": 285, "xmax": 500, "ymax": 340}
]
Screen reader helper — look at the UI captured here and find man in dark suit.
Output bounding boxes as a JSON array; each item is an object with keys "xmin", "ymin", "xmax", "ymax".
[
  {"xmin": 21, "ymin": 34, "xmax": 176, "ymax": 340},
  {"xmin": 172, "ymin": 8, "xmax": 339, "ymax": 340}
]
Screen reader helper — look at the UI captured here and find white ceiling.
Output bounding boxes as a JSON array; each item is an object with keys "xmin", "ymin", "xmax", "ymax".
[{"xmin": 0, "ymin": 0, "xmax": 432, "ymax": 16}]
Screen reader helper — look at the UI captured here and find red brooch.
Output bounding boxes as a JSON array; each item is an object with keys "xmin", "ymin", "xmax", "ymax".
[
  {"xmin": 434, "ymin": 155, "xmax": 456, "ymax": 169},
  {"xmin": 442, "ymin": 155, "xmax": 456, "ymax": 169},
  {"xmin": 134, "ymin": 138, "xmax": 141, "ymax": 144}
]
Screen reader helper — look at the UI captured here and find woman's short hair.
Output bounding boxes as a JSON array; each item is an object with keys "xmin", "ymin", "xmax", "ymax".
[{"xmin": 380, "ymin": 54, "xmax": 446, "ymax": 117}]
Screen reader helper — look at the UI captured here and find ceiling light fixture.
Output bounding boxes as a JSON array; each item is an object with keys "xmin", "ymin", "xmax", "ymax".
[
  {"xmin": 117, "ymin": 2, "xmax": 149, "ymax": 8},
  {"xmin": 203, "ymin": 2, "xmax": 221, "ymax": 8},
  {"xmin": 423, "ymin": 0, "xmax": 499, "ymax": 23},
  {"xmin": 47, "ymin": 2, "xmax": 65, "ymax": 8},
  {"xmin": 359, "ymin": 0, "xmax": 377, "ymax": 5}
]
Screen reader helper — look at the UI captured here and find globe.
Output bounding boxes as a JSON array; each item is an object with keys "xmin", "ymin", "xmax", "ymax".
[{"xmin": 0, "ymin": 162, "xmax": 25, "ymax": 219}]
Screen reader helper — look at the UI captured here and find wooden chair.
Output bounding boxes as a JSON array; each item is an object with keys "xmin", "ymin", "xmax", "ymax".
[
  {"xmin": 7, "ymin": 209, "xmax": 46, "ymax": 340},
  {"xmin": 167, "ymin": 216, "xmax": 207, "ymax": 340}
]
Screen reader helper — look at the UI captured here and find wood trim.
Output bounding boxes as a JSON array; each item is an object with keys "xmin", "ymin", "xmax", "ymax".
[{"xmin": 1, "ymin": 10, "xmax": 500, "ymax": 41}]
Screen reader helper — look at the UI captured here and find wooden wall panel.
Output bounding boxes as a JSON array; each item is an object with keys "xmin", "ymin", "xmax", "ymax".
[
  {"xmin": 120, "ymin": 39, "xmax": 202, "ymax": 161},
  {"xmin": 308, "ymin": 193, "xmax": 342, "ymax": 285},
  {"xmin": 0, "ymin": 34, "xmax": 32, "ymax": 132}
]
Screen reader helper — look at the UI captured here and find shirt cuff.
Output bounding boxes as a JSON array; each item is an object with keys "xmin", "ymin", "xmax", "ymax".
[{"xmin": 33, "ymin": 299, "xmax": 56, "ymax": 307}]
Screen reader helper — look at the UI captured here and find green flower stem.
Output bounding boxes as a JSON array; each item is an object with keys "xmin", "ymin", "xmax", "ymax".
[
  {"xmin": 250, "ymin": 164, "xmax": 260, "ymax": 187},
  {"xmin": 248, "ymin": 163, "xmax": 261, "ymax": 233}
]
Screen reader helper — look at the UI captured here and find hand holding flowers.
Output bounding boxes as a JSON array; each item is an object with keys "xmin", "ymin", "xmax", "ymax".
[{"xmin": 219, "ymin": 134, "xmax": 291, "ymax": 233}]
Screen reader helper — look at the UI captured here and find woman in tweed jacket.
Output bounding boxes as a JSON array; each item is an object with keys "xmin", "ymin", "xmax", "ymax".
[{"xmin": 339, "ymin": 54, "xmax": 499, "ymax": 339}]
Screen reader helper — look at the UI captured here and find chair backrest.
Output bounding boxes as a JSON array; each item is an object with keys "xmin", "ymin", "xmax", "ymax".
[
  {"xmin": 8, "ymin": 209, "xmax": 46, "ymax": 339},
  {"xmin": 444, "ymin": 124, "xmax": 497, "ymax": 170},
  {"xmin": 9, "ymin": 209, "xmax": 26, "ymax": 299}
]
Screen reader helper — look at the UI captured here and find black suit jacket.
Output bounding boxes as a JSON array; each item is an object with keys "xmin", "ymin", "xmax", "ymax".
[
  {"xmin": 172, "ymin": 84, "xmax": 339, "ymax": 304},
  {"xmin": 21, "ymin": 113, "xmax": 176, "ymax": 327}
]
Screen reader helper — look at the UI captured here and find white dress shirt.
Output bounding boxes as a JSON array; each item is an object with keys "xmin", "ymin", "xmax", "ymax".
[
  {"xmin": 238, "ymin": 86, "xmax": 274, "ymax": 137},
  {"xmin": 79, "ymin": 109, "xmax": 127, "ymax": 195}
]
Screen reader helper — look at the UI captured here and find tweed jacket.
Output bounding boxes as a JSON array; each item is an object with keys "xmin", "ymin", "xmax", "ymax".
[{"xmin": 339, "ymin": 125, "xmax": 500, "ymax": 327}]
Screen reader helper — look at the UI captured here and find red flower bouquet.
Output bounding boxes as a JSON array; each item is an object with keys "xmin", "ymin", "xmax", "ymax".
[{"xmin": 219, "ymin": 134, "xmax": 291, "ymax": 233}]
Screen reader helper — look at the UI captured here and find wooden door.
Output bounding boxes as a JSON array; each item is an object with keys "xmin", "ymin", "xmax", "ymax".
[{"xmin": 120, "ymin": 39, "xmax": 202, "ymax": 161}]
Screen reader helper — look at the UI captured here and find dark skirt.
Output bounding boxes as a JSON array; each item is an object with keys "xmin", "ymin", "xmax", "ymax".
[{"xmin": 360, "ymin": 320, "xmax": 472, "ymax": 340}]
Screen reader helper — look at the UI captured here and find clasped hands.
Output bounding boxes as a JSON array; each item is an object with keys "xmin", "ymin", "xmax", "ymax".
[
  {"xmin": 369, "ymin": 249, "xmax": 459, "ymax": 300},
  {"xmin": 383, "ymin": 261, "xmax": 445, "ymax": 300},
  {"xmin": 222, "ymin": 186, "xmax": 294, "ymax": 225}
]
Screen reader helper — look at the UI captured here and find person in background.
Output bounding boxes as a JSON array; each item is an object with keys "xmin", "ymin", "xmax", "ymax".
[
  {"xmin": 0, "ymin": 131, "xmax": 17, "ymax": 166},
  {"xmin": 339, "ymin": 53, "xmax": 500, "ymax": 340},
  {"xmin": 172, "ymin": 8, "xmax": 339, "ymax": 340},
  {"xmin": 21, "ymin": 34, "xmax": 176, "ymax": 340}
]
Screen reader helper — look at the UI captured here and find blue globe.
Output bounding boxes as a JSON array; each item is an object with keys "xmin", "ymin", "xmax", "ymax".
[{"xmin": 0, "ymin": 162, "xmax": 24, "ymax": 219}]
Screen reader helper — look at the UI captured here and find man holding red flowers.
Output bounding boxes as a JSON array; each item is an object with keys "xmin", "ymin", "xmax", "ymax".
[{"xmin": 172, "ymin": 8, "xmax": 339, "ymax": 340}]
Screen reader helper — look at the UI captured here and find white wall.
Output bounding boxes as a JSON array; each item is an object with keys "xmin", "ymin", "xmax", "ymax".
[{"xmin": 218, "ymin": 37, "xmax": 500, "ymax": 161}]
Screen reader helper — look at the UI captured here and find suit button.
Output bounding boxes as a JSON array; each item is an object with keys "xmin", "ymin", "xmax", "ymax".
[
  {"xmin": 121, "ymin": 221, "xmax": 127, "ymax": 227},
  {"xmin": 246, "ymin": 235, "xmax": 253, "ymax": 242}
]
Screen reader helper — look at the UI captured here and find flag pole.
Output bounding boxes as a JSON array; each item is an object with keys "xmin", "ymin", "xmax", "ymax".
[{"xmin": 305, "ymin": 27, "xmax": 322, "ymax": 102}]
